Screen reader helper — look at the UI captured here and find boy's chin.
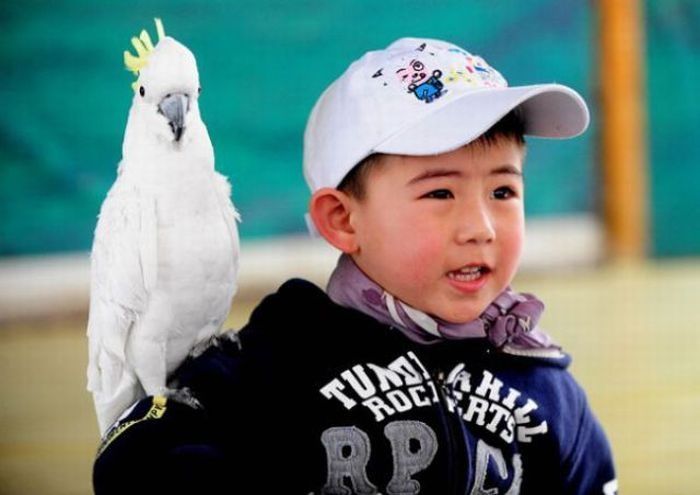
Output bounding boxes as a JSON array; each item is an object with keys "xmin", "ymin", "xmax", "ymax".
[
  {"xmin": 430, "ymin": 305, "xmax": 488, "ymax": 324},
  {"xmin": 437, "ymin": 313, "xmax": 481, "ymax": 324},
  {"xmin": 406, "ymin": 293, "xmax": 494, "ymax": 324}
]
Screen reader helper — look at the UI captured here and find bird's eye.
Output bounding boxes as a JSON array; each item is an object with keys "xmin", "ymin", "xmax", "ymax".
[
  {"xmin": 139, "ymin": 86, "xmax": 145, "ymax": 97},
  {"xmin": 198, "ymin": 87, "xmax": 202, "ymax": 95}
]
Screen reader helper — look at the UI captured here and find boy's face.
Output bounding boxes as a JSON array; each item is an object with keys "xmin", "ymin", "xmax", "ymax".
[{"xmin": 349, "ymin": 139, "xmax": 525, "ymax": 323}]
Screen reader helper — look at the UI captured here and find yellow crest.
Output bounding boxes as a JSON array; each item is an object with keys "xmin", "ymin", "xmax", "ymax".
[{"xmin": 124, "ymin": 18, "xmax": 166, "ymax": 91}]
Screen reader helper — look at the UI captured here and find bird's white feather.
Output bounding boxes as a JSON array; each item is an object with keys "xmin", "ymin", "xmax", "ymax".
[{"xmin": 87, "ymin": 178, "xmax": 157, "ymax": 433}]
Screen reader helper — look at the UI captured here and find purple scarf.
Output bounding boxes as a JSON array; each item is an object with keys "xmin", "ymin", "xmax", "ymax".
[{"xmin": 327, "ymin": 254, "xmax": 562, "ymax": 356}]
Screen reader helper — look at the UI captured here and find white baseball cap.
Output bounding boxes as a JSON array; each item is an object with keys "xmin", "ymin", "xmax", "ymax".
[{"xmin": 303, "ymin": 37, "xmax": 590, "ymax": 193}]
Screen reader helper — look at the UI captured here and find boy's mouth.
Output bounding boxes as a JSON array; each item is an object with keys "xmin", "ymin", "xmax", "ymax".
[{"xmin": 447, "ymin": 265, "xmax": 491, "ymax": 282}]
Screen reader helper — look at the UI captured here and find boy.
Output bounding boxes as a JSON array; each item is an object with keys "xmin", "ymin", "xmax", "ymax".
[{"xmin": 93, "ymin": 38, "xmax": 616, "ymax": 494}]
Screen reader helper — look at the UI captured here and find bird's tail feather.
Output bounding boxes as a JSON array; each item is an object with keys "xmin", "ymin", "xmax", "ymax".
[{"xmin": 92, "ymin": 368, "xmax": 144, "ymax": 436}]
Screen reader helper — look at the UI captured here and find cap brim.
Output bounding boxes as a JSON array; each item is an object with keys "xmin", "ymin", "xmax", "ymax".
[{"xmin": 374, "ymin": 84, "xmax": 589, "ymax": 155}]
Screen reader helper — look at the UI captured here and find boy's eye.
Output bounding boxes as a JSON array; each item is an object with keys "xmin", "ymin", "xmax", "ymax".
[
  {"xmin": 491, "ymin": 186, "xmax": 517, "ymax": 200},
  {"xmin": 422, "ymin": 189, "xmax": 454, "ymax": 200}
]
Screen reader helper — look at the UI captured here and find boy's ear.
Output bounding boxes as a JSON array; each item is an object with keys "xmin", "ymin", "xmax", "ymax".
[{"xmin": 308, "ymin": 188, "xmax": 359, "ymax": 253}]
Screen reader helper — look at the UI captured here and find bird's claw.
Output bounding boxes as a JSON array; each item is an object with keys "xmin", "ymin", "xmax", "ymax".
[
  {"xmin": 189, "ymin": 328, "xmax": 241, "ymax": 359},
  {"xmin": 162, "ymin": 386, "xmax": 202, "ymax": 410}
]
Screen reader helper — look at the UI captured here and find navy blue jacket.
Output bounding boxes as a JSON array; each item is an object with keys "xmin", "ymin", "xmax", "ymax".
[{"xmin": 93, "ymin": 279, "xmax": 617, "ymax": 494}]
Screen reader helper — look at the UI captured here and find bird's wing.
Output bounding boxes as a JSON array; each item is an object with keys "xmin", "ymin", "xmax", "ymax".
[
  {"xmin": 212, "ymin": 171, "xmax": 240, "ymax": 285},
  {"xmin": 86, "ymin": 176, "xmax": 158, "ymax": 434}
]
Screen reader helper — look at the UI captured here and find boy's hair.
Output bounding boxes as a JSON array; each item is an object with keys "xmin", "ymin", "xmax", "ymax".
[{"xmin": 338, "ymin": 110, "xmax": 526, "ymax": 200}]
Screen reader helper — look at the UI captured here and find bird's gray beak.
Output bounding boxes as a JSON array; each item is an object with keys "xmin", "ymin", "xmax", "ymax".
[{"xmin": 158, "ymin": 93, "xmax": 190, "ymax": 142}]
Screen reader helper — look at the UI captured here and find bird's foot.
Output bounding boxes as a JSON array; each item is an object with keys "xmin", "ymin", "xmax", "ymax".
[
  {"xmin": 215, "ymin": 328, "xmax": 242, "ymax": 351},
  {"xmin": 160, "ymin": 386, "xmax": 202, "ymax": 410},
  {"xmin": 189, "ymin": 328, "xmax": 241, "ymax": 359}
]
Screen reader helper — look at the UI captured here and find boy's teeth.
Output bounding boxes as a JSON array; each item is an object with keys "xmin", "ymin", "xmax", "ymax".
[
  {"xmin": 448, "ymin": 266, "xmax": 485, "ymax": 282},
  {"xmin": 459, "ymin": 266, "xmax": 480, "ymax": 274}
]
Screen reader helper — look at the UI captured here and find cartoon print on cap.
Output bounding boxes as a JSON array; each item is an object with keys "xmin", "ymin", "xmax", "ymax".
[
  {"xmin": 444, "ymin": 48, "xmax": 506, "ymax": 88},
  {"xmin": 396, "ymin": 59, "xmax": 444, "ymax": 103}
]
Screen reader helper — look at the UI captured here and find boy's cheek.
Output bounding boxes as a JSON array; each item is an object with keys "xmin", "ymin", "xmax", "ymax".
[
  {"xmin": 387, "ymin": 240, "xmax": 442, "ymax": 279},
  {"xmin": 498, "ymin": 212, "xmax": 525, "ymax": 243},
  {"xmin": 503, "ymin": 233, "xmax": 526, "ymax": 275}
]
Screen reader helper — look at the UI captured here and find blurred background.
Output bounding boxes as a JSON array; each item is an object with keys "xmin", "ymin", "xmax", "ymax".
[{"xmin": 1, "ymin": 0, "xmax": 698, "ymax": 493}]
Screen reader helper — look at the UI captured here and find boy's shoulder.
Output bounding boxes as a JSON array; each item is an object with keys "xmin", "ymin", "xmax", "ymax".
[
  {"xmin": 252, "ymin": 277, "xmax": 329, "ymax": 312},
  {"xmin": 239, "ymin": 277, "xmax": 397, "ymax": 350},
  {"xmin": 243, "ymin": 278, "xmax": 341, "ymax": 336}
]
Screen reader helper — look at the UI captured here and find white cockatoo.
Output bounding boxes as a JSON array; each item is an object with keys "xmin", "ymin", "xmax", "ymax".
[{"xmin": 87, "ymin": 19, "xmax": 240, "ymax": 436}]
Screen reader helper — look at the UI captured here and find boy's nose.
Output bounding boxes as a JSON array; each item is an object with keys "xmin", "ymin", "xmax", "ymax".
[{"xmin": 454, "ymin": 202, "xmax": 496, "ymax": 245}]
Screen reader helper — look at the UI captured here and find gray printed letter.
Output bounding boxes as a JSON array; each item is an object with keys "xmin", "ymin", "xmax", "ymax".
[
  {"xmin": 469, "ymin": 439, "xmax": 523, "ymax": 495},
  {"xmin": 384, "ymin": 420, "xmax": 438, "ymax": 494},
  {"xmin": 321, "ymin": 427, "xmax": 378, "ymax": 495}
]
